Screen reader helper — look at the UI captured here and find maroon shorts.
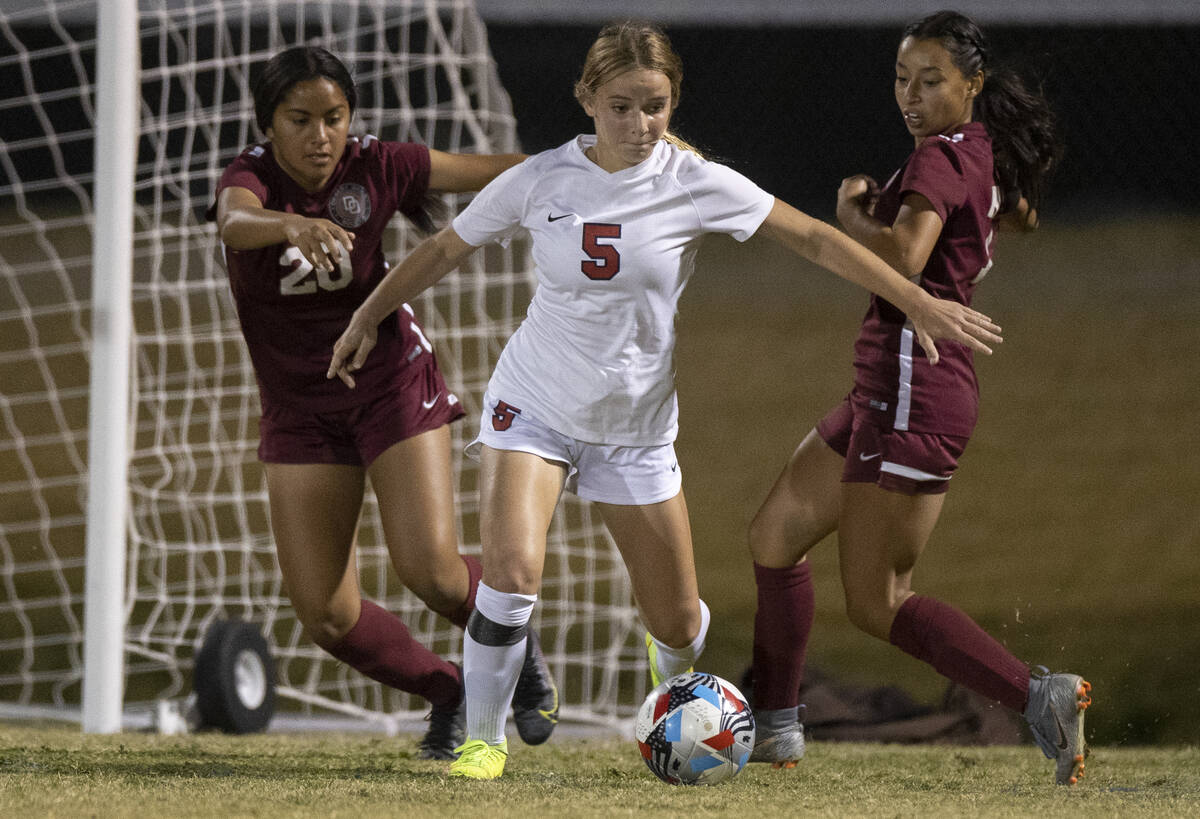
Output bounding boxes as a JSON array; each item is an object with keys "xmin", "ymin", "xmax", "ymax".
[
  {"xmin": 816, "ymin": 396, "xmax": 968, "ymax": 496},
  {"xmin": 257, "ymin": 353, "xmax": 465, "ymax": 467}
]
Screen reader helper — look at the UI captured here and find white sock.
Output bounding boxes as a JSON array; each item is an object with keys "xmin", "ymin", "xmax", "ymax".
[
  {"xmin": 650, "ymin": 598, "xmax": 711, "ymax": 681},
  {"xmin": 463, "ymin": 582, "xmax": 536, "ymax": 744}
]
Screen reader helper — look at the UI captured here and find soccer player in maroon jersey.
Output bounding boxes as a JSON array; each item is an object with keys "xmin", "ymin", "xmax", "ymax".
[
  {"xmin": 207, "ymin": 45, "xmax": 557, "ymax": 758},
  {"xmin": 746, "ymin": 12, "xmax": 1092, "ymax": 785}
]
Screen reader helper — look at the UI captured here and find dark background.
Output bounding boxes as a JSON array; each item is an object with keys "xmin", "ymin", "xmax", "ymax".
[{"xmin": 485, "ymin": 23, "xmax": 1200, "ymax": 220}]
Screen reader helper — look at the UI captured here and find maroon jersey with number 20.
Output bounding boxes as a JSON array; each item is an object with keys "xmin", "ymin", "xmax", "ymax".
[
  {"xmin": 208, "ymin": 135, "xmax": 434, "ymax": 413},
  {"xmin": 851, "ymin": 122, "xmax": 1001, "ymax": 437}
]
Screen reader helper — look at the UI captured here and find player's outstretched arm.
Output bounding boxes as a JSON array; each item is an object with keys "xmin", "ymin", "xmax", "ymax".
[
  {"xmin": 215, "ymin": 186, "xmax": 354, "ymax": 273},
  {"xmin": 328, "ymin": 226, "xmax": 477, "ymax": 387},
  {"xmin": 428, "ymin": 149, "xmax": 526, "ymax": 192},
  {"xmin": 757, "ymin": 198, "xmax": 1002, "ymax": 365}
]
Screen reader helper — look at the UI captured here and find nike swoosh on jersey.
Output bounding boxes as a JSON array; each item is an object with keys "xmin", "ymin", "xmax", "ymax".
[
  {"xmin": 422, "ymin": 393, "xmax": 441, "ymax": 409},
  {"xmin": 859, "ymin": 452, "xmax": 882, "ymax": 461},
  {"xmin": 547, "ymin": 213, "xmax": 574, "ymax": 222}
]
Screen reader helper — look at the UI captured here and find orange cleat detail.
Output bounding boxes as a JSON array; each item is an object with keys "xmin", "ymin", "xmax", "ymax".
[{"xmin": 1078, "ymin": 681, "xmax": 1093, "ymax": 708}]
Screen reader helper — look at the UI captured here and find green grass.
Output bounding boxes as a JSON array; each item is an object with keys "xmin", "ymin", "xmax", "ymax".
[{"xmin": 1, "ymin": 723, "xmax": 1197, "ymax": 818}]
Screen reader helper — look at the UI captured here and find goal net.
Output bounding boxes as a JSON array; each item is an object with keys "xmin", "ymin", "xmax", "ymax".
[{"xmin": 0, "ymin": 0, "xmax": 646, "ymax": 730}]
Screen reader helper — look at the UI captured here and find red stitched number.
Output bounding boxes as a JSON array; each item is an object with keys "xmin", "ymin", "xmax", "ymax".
[{"xmin": 581, "ymin": 223, "xmax": 621, "ymax": 280}]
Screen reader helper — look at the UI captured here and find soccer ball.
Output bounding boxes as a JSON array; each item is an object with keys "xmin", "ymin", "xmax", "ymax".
[{"xmin": 634, "ymin": 671, "xmax": 755, "ymax": 785}]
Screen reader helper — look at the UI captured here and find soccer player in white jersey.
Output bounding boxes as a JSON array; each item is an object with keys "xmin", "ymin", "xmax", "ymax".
[{"xmin": 327, "ymin": 21, "xmax": 1001, "ymax": 780}]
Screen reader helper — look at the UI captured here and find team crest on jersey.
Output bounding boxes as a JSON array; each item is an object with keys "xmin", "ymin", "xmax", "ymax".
[{"xmin": 329, "ymin": 182, "xmax": 371, "ymax": 228}]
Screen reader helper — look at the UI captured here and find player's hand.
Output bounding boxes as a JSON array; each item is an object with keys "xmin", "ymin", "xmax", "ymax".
[
  {"xmin": 327, "ymin": 311, "xmax": 378, "ymax": 388},
  {"xmin": 909, "ymin": 295, "xmax": 1002, "ymax": 365},
  {"xmin": 284, "ymin": 217, "xmax": 355, "ymax": 272},
  {"xmin": 837, "ymin": 174, "xmax": 879, "ymax": 221}
]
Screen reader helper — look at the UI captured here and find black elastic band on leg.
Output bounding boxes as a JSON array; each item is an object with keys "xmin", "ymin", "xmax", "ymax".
[{"xmin": 467, "ymin": 609, "xmax": 528, "ymax": 647}]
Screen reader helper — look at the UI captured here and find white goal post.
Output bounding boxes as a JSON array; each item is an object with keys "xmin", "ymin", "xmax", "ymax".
[{"xmin": 0, "ymin": 0, "xmax": 647, "ymax": 733}]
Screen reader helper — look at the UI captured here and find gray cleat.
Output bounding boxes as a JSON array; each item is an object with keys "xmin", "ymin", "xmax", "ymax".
[
  {"xmin": 749, "ymin": 706, "xmax": 806, "ymax": 768},
  {"xmin": 1024, "ymin": 666, "xmax": 1093, "ymax": 785}
]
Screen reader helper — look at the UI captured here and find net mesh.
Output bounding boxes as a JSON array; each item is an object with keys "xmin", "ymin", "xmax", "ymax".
[{"xmin": 0, "ymin": 0, "xmax": 646, "ymax": 728}]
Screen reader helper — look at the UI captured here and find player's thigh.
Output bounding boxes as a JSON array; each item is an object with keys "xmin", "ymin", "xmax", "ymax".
[
  {"xmin": 837, "ymin": 482, "xmax": 944, "ymax": 637},
  {"xmin": 367, "ymin": 424, "xmax": 461, "ymax": 589},
  {"xmin": 477, "ymin": 444, "xmax": 567, "ymax": 595},
  {"xmin": 264, "ymin": 462, "xmax": 366, "ymax": 634},
  {"xmin": 596, "ymin": 491, "xmax": 701, "ymax": 648},
  {"xmin": 749, "ymin": 427, "xmax": 844, "ymax": 567}
]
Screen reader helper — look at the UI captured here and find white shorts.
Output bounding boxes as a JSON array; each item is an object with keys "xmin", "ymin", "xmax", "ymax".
[{"xmin": 466, "ymin": 392, "xmax": 683, "ymax": 506}]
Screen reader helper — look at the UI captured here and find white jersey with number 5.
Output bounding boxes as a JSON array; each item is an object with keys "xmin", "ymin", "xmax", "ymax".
[{"xmin": 452, "ymin": 135, "xmax": 774, "ymax": 446}]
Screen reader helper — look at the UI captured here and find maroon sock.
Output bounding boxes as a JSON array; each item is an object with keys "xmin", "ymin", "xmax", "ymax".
[
  {"xmin": 751, "ymin": 561, "xmax": 815, "ymax": 710},
  {"xmin": 888, "ymin": 594, "xmax": 1029, "ymax": 712},
  {"xmin": 326, "ymin": 599, "xmax": 461, "ymax": 708},
  {"xmin": 441, "ymin": 554, "xmax": 482, "ymax": 629}
]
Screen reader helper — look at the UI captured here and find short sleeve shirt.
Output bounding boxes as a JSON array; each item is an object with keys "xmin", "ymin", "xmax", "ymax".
[
  {"xmin": 208, "ymin": 136, "xmax": 433, "ymax": 412},
  {"xmin": 852, "ymin": 122, "xmax": 1000, "ymax": 435},
  {"xmin": 453, "ymin": 136, "xmax": 775, "ymax": 445}
]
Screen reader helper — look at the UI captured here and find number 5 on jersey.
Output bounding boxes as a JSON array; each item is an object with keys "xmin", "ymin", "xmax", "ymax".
[{"xmin": 581, "ymin": 223, "xmax": 621, "ymax": 280}]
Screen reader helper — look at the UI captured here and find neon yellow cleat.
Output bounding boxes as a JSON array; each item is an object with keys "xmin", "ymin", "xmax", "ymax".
[{"xmin": 448, "ymin": 738, "xmax": 508, "ymax": 780}]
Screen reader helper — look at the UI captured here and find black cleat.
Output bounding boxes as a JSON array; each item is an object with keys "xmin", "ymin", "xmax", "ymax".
[
  {"xmin": 417, "ymin": 692, "xmax": 465, "ymax": 760},
  {"xmin": 512, "ymin": 629, "xmax": 559, "ymax": 745}
]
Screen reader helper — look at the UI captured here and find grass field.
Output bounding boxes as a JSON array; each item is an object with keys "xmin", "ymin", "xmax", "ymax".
[{"xmin": 1, "ymin": 722, "xmax": 1198, "ymax": 817}]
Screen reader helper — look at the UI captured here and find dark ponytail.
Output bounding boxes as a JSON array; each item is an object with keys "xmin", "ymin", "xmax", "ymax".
[
  {"xmin": 903, "ymin": 10, "xmax": 1062, "ymax": 211},
  {"xmin": 974, "ymin": 66, "xmax": 1060, "ymax": 212}
]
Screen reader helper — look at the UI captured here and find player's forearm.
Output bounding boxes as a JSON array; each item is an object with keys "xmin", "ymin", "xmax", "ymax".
[
  {"xmin": 356, "ymin": 228, "xmax": 466, "ymax": 325},
  {"xmin": 806, "ymin": 219, "xmax": 928, "ymax": 316},
  {"xmin": 836, "ymin": 206, "xmax": 916, "ymax": 277},
  {"xmin": 428, "ymin": 149, "xmax": 526, "ymax": 192},
  {"xmin": 762, "ymin": 199, "xmax": 926, "ymax": 315},
  {"xmin": 217, "ymin": 207, "xmax": 310, "ymax": 250}
]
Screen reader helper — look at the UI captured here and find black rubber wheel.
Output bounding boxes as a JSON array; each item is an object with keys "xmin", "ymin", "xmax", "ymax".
[{"xmin": 193, "ymin": 619, "xmax": 276, "ymax": 734}]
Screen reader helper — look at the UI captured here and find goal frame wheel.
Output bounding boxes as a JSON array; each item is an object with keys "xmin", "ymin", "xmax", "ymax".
[{"xmin": 192, "ymin": 619, "xmax": 276, "ymax": 734}]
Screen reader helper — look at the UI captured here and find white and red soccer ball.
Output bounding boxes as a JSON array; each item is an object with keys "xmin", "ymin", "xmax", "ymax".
[{"xmin": 635, "ymin": 671, "xmax": 755, "ymax": 785}]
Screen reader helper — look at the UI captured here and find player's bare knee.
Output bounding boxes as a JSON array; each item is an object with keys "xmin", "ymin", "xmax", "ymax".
[
  {"xmin": 749, "ymin": 495, "xmax": 827, "ymax": 566},
  {"xmin": 304, "ymin": 609, "xmax": 358, "ymax": 650},
  {"xmin": 747, "ymin": 505, "xmax": 781, "ymax": 562},
  {"xmin": 407, "ymin": 572, "xmax": 464, "ymax": 619},
  {"xmin": 482, "ymin": 565, "xmax": 541, "ymax": 597},
  {"xmin": 843, "ymin": 593, "xmax": 889, "ymax": 640}
]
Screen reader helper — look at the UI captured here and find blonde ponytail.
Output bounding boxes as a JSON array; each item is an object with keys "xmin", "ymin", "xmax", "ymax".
[{"xmin": 662, "ymin": 131, "xmax": 703, "ymax": 158}]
